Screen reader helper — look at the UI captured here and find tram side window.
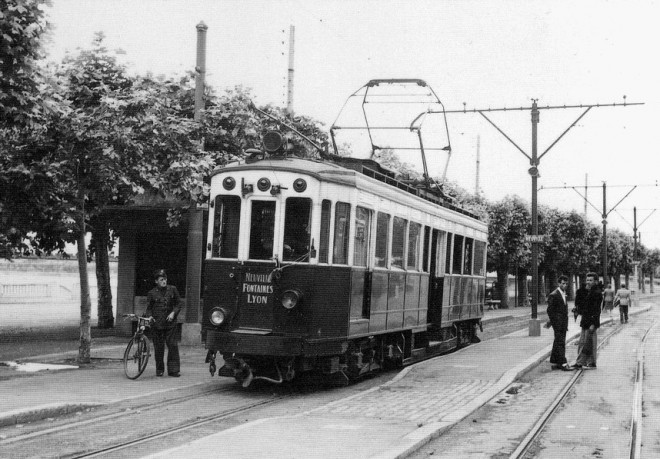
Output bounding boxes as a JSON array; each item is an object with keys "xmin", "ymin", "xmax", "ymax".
[
  {"xmin": 248, "ymin": 200, "xmax": 276, "ymax": 260},
  {"xmin": 333, "ymin": 202, "xmax": 351, "ymax": 264},
  {"xmin": 422, "ymin": 226, "xmax": 431, "ymax": 273},
  {"xmin": 463, "ymin": 238, "xmax": 474, "ymax": 275},
  {"xmin": 445, "ymin": 233, "xmax": 453, "ymax": 274},
  {"xmin": 375, "ymin": 212, "xmax": 390, "ymax": 268},
  {"xmin": 283, "ymin": 198, "xmax": 312, "ymax": 262},
  {"xmin": 391, "ymin": 217, "xmax": 407, "ymax": 269},
  {"xmin": 407, "ymin": 222, "xmax": 421, "ymax": 270},
  {"xmin": 319, "ymin": 200, "xmax": 331, "ymax": 264},
  {"xmin": 353, "ymin": 207, "xmax": 372, "ymax": 267},
  {"xmin": 212, "ymin": 195, "xmax": 241, "ymax": 258},
  {"xmin": 474, "ymin": 240, "xmax": 486, "ymax": 276},
  {"xmin": 452, "ymin": 235, "xmax": 464, "ymax": 274}
]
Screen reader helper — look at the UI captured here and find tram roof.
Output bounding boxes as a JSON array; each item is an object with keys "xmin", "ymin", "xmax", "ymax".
[{"xmin": 212, "ymin": 155, "xmax": 483, "ymax": 222}]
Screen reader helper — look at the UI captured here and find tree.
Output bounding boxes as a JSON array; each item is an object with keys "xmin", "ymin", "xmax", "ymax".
[
  {"xmin": 18, "ymin": 35, "xmax": 215, "ymax": 362},
  {"xmin": 486, "ymin": 196, "xmax": 531, "ymax": 308},
  {"xmin": 0, "ymin": 0, "xmax": 52, "ymax": 257},
  {"xmin": 645, "ymin": 248, "xmax": 660, "ymax": 294},
  {"xmin": 0, "ymin": 0, "xmax": 50, "ymax": 126}
]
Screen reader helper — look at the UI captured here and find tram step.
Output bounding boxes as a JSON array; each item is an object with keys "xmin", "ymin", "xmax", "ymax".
[{"xmin": 411, "ymin": 348, "xmax": 427, "ymax": 359}]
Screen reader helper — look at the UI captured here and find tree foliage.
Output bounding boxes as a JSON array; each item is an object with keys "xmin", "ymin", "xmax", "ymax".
[{"xmin": 0, "ymin": 0, "xmax": 50, "ymax": 126}]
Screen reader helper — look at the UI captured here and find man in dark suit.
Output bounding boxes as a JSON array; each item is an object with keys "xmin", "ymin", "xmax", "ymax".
[
  {"xmin": 574, "ymin": 272, "xmax": 602, "ymax": 369},
  {"xmin": 546, "ymin": 275, "xmax": 573, "ymax": 371}
]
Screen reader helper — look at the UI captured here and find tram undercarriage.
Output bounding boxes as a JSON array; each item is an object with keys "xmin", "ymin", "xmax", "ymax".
[{"xmin": 206, "ymin": 320, "xmax": 481, "ymax": 387}]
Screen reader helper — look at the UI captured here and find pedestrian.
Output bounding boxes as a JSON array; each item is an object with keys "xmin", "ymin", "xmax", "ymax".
[
  {"xmin": 145, "ymin": 269, "xmax": 183, "ymax": 377},
  {"xmin": 616, "ymin": 283, "xmax": 631, "ymax": 324},
  {"xmin": 602, "ymin": 283, "xmax": 615, "ymax": 312},
  {"xmin": 573, "ymin": 272, "xmax": 602, "ymax": 369},
  {"xmin": 545, "ymin": 275, "xmax": 573, "ymax": 371}
]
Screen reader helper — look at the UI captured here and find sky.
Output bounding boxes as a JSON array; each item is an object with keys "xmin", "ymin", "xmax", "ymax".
[{"xmin": 43, "ymin": 0, "xmax": 660, "ymax": 249}]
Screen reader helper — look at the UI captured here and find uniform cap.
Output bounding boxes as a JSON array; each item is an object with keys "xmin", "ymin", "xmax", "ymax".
[{"xmin": 154, "ymin": 269, "xmax": 167, "ymax": 279}]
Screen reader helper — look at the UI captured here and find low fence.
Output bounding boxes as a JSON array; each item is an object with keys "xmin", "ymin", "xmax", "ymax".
[{"xmin": 0, "ymin": 283, "xmax": 76, "ymax": 303}]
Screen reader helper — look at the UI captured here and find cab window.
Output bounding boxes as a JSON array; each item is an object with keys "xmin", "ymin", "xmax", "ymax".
[
  {"xmin": 212, "ymin": 195, "xmax": 241, "ymax": 258},
  {"xmin": 248, "ymin": 200, "xmax": 276, "ymax": 260},
  {"xmin": 283, "ymin": 198, "xmax": 312, "ymax": 262}
]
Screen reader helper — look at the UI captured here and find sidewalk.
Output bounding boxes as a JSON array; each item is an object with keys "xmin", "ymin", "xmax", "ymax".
[{"xmin": 0, "ymin": 302, "xmax": 648, "ymax": 458}]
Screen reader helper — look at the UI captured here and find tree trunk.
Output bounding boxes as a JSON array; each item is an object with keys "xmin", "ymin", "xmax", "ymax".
[
  {"xmin": 516, "ymin": 269, "xmax": 528, "ymax": 307},
  {"xmin": 496, "ymin": 269, "xmax": 509, "ymax": 309},
  {"xmin": 651, "ymin": 271, "xmax": 655, "ymax": 294},
  {"xmin": 93, "ymin": 224, "xmax": 114, "ymax": 328},
  {"xmin": 77, "ymin": 225, "xmax": 92, "ymax": 364}
]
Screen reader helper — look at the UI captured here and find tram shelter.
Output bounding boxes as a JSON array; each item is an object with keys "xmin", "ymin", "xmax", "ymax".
[{"xmin": 105, "ymin": 192, "xmax": 207, "ymax": 345}]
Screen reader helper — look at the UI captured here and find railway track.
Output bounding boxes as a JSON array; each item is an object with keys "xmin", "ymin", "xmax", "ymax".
[
  {"xmin": 0, "ymin": 383, "xmax": 289, "ymax": 458},
  {"xmin": 69, "ymin": 395, "xmax": 285, "ymax": 458},
  {"xmin": 510, "ymin": 319, "xmax": 656, "ymax": 459}
]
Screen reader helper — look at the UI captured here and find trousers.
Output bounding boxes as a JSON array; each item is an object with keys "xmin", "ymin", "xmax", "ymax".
[
  {"xmin": 550, "ymin": 328, "xmax": 568, "ymax": 365},
  {"xmin": 575, "ymin": 328, "xmax": 598, "ymax": 366},
  {"xmin": 151, "ymin": 326, "xmax": 180, "ymax": 375}
]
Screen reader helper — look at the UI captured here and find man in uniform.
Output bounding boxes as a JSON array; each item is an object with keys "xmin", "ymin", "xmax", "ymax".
[{"xmin": 146, "ymin": 269, "xmax": 183, "ymax": 377}]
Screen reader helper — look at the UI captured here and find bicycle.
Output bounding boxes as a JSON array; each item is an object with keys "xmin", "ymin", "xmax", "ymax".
[{"xmin": 122, "ymin": 314, "xmax": 154, "ymax": 379}]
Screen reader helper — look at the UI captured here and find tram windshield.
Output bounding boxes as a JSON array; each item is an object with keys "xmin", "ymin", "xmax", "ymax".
[
  {"xmin": 249, "ymin": 200, "xmax": 276, "ymax": 260},
  {"xmin": 212, "ymin": 195, "xmax": 241, "ymax": 258},
  {"xmin": 283, "ymin": 198, "xmax": 312, "ymax": 262}
]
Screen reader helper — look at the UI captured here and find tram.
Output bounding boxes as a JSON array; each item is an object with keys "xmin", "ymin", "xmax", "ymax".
[{"xmin": 202, "ymin": 80, "xmax": 488, "ymax": 386}]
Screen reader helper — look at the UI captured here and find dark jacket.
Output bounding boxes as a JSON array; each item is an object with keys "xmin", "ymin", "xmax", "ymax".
[
  {"xmin": 580, "ymin": 285, "xmax": 602, "ymax": 329},
  {"xmin": 547, "ymin": 288, "xmax": 569, "ymax": 332},
  {"xmin": 146, "ymin": 285, "xmax": 182, "ymax": 329},
  {"xmin": 574, "ymin": 286, "xmax": 588, "ymax": 315}
]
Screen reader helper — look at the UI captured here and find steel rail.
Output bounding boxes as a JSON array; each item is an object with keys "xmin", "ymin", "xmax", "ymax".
[
  {"xmin": 0, "ymin": 384, "xmax": 237, "ymax": 447},
  {"xmin": 630, "ymin": 320, "xmax": 655, "ymax": 459},
  {"xmin": 509, "ymin": 321, "xmax": 633, "ymax": 459},
  {"xmin": 70, "ymin": 396, "xmax": 285, "ymax": 458}
]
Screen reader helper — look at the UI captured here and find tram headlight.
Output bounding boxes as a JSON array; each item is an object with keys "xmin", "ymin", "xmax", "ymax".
[
  {"xmin": 222, "ymin": 177, "xmax": 236, "ymax": 190},
  {"xmin": 210, "ymin": 307, "xmax": 229, "ymax": 326},
  {"xmin": 293, "ymin": 178, "xmax": 307, "ymax": 192},
  {"xmin": 257, "ymin": 177, "xmax": 271, "ymax": 192},
  {"xmin": 281, "ymin": 290, "xmax": 302, "ymax": 310}
]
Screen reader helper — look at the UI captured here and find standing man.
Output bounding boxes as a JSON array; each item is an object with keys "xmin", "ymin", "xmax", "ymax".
[
  {"xmin": 545, "ymin": 275, "xmax": 573, "ymax": 371},
  {"xmin": 616, "ymin": 283, "xmax": 631, "ymax": 324},
  {"xmin": 146, "ymin": 269, "xmax": 183, "ymax": 377},
  {"xmin": 573, "ymin": 272, "xmax": 602, "ymax": 369}
]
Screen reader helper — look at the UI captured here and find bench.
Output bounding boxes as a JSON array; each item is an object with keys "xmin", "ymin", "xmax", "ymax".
[{"xmin": 486, "ymin": 300, "xmax": 501, "ymax": 310}]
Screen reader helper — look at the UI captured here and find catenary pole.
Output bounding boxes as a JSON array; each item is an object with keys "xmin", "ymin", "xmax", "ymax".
[
  {"xmin": 183, "ymin": 21, "xmax": 207, "ymax": 343},
  {"xmin": 602, "ymin": 182, "xmax": 608, "ymax": 284},
  {"xmin": 439, "ymin": 97, "xmax": 643, "ymax": 337}
]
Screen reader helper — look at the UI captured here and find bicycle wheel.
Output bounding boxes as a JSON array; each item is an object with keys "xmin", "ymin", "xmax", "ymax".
[{"xmin": 123, "ymin": 335, "xmax": 151, "ymax": 379}]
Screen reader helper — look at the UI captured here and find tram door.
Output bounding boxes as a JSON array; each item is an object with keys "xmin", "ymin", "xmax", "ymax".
[{"xmin": 427, "ymin": 229, "xmax": 444, "ymax": 327}]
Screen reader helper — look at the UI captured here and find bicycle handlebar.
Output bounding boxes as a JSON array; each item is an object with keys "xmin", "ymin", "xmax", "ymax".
[{"xmin": 122, "ymin": 314, "xmax": 154, "ymax": 323}]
